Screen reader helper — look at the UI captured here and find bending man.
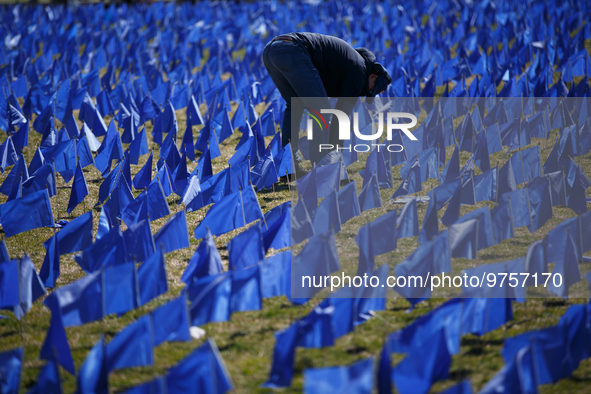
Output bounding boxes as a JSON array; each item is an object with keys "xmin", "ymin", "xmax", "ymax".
[{"xmin": 263, "ymin": 32, "xmax": 391, "ymax": 176}]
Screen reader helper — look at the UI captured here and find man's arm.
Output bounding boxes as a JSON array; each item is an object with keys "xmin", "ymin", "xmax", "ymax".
[
  {"xmin": 327, "ymin": 64, "xmax": 367, "ymax": 146},
  {"xmin": 328, "ymin": 97, "xmax": 358, "ymax": 148}
]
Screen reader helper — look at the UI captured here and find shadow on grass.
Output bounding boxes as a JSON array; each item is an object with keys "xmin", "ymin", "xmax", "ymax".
[
  {"xmin": 230, "ymin": 331, "xmax": 248, "ymax": 340},
  {"xmin": 346, "ymin": 345, "xmax": 368, "ymax": 355},
  {"xmin": 543, "ymin": 299, "xmax": 567, "ymax": 307},
  {"xmin": 448, "ymin": 367, "xmax": 472, "ymax": 380},
  {"xmin": 462, "ymin": 337, "xmax": 505, "ymax": 356}
]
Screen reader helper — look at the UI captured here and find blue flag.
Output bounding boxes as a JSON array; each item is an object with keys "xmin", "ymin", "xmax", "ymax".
[
  {"xmin": 386, "ymin": 297, "xmax": 462, "ymax": 358},
  {"xmin": 393, "ymin": 329, "xmax": 451, "ymax": 394},
  {"xmin": 474, "ymin": 130, "xmax": 491, "ymax": 172},
  {"xmin": 456, "ymin": 207, "xmax": 494, "ymax": 250},
  {"xmin": 546, "ymin": 216, "xmax": 581, "ymax": 268},
  {"xmin": 474, "ymin": 167, "xmax": 497, "ymax": 202},
  {"xmin": 76, "ymin": 136, "xmax": 94, "ymax": 169},
  {"xmin": 0, "ymin": 154, "xmax": 28, "ymax": 196},
  {"xmin": 188, "ymin": 94, "xmax": 204, "ymax": 125},
  {"xmin": 133, "ymin": 151, "xmax": 153, "ymax": 190},
  {"xmin": 182, "ymin": 229, "xmax": 223, "ymax": 283},
  {"xmin": 303, "ymin": 357, "xmax": 374, "ymax": 394},
  {"xmin": 251, "ymin": 150, "xmax": 278, "ymax": 190},
  {"xmin": 297, "ymin": 167, "xmax": 318, "ymax": 216},
  {"xmin": 0, "ymin": 260, "xmax": 19, "ymax": 309},
  {"xmin": 181, "ymin": 119, "xmax": 196, "ymax": 163},
  {"xmin": 0, "ymin": 136, "xmax": 18, "ymax": 174},
  {"xmin": 150, "ymin": 163, "xmax": 175, "ymax": 197},
  {"xmin": 337, "ymin": 180, "xmax": 361, "ymax": 225},
  {"xmin": 356, "ymin": 221, "xmax": 374, "ymax": 276},
  {"xmin": 230, "ymin": 265, "xmax": 262, "ymax": 313},
  {"xmin": 28, "ymin": 147, "xmax": 46, "ymax": 175},
  {"xmin": 95, "ymin": 123, "xmax": 123, "ymax": 176},
  {"xmin": 441, "ymin": 180, "xmax": 462, "ymax": 227},
  {"xmin": 67, "ymin": 161, "xmax": 89, "ymax": 214},
  {"xmin": 359, "ymin": 173, "xmax": 382, "ymax": 212},
  {"xmin": 0, "ymin": 239, "xmax": 8, "ymax": 262},
  {"xmin": 313, "ymin": 187, "xmax": 342, "ymax": 235},
  {"xmin": 194, "ymin": 186, "xmax": 263, "ymax": 239},
  {"xmin": 45, "ymin": 271, "xmax": 103, "ymax": 327},
  {"xmin": 500, "ymin": 188, "xmax": 531, "ymax": 229},
  {"xmin": 22, "ymin": 163, "xmax": 57, "ymax": 198},
  {"xmin": 74, "ymin": 226, "xmax": 126, "ymax": 273},
  {"xmin": 128, "ymin": 128, "xmax": 149, "ymax": 165},
  {"xmin": 0, "ymin": 348, "xmax": 23, "ymax": 394},
  {"xmin": 76, "ymin": 336, "xmax": 108, "ymax": 394},
  {"xmin": 154, "ymin": 210, "xmax": 189, "ymax": 254},
  {"xmin": 196, "ymin": 147, "xmax": 213, "ymax": 183},
  {"xmin": 461, "ymin": 296, "xmax": 513, "ymax": 337},
  {"xmin": 146, "ymin": 178, "xmax": 171, "ymax": 222},
  {"xmin": 262, "ymin": 203, "xmax": 290, "ymax": 252},
  {"xmin": 449, "ymin": 218, "xmax": 478, "ymax": 259},
  {"xmin": 391, "ymin": 158, "xmax": 421, "ymax": 199},
  {"xmin": 122, "ymin": 219, "xmax": 155, "ymax": 263},
  {"xmin": 355, "ymin": 209, "xmax": 397, "ymax": 256},
  {"xmin": 490, "ymin": 200, "xmax": 514, "ymax": 244},
  {"xmin": 566, "ymin": 163, "xmax": 588, "ymax": 214},
  {"xmin": 361, "ymin": 149, "xmax": 392, "ymax": 188},
  {"xmin": 151, "ymin": 293, "xmax": 191, "ymax": 346},
  {"xmin": 0, "ymin": 190, "xmax": 53, "ymax": 238},
  {"xmin": 106, "ymin": 315, "xmax": 154, "ymax": 372},
  {"xmin": 526, "ymin": 176, "xmax": 553, "ymax": 232},
  {"xmin": 291, "ymin": 194, "xmax": 315, "ymax": 245},
  {"xmin": 292, "ymin": 231, "xmax": 341, "ymax": 298},
  {"xmin": 180, "ymin": 173, "xmax": 203, "ymax": 211},
  {"xmin": 228, "ymin": 223, "xmax": 264, "ymax": 271},
  {"xmin": 138, "ymin": 247, "xmax": 168, "ymax": 306},
  {"xmin": 120, "ymin": 191, "xmax": 148, "ymax": 226},
  {"xmin": 497, "ymin": 158, "xmax": 517, "ymax": 199},
  {"xmin": 396, "ymin": 197, "xmax": 419, "ymax": 239},
  {"xmin": 165, "ymin": 339, "xmax": 233, "ymax": 394},
  {"xmin": 479, "ymin": 346, "xmax": 537, "ymax": 394},
  {"xmin": 26, "ymin": 359, "xmax": 62, "ymax": 394},
  {"xmin": 547, "ymin": 232, "xmax": 581, "ymax": 298},
  {"xmin": 188, "ymin": 273, "xmax": 232, "ymax": 326},
  {"xmin": 104, "ymin": 263, "xmax": 139, "ymax": 316},
  {"xmin": 40, "ymin": 296, "xmax": 76, "ymax": 375},
  {"xmin": 260, "ymin": 252, "xmax": 291, "ymax": 299},
  {"xmin": 262, "ymin": 323, "xmax": 299, "ymax": 388},
  {"xmin": 97, "ymin": 160, "xmax": 123, "ymax": 204},
  {"xmin": 6, "ymin": 254, "xmax": 45, "ymax": 320},
  {"xmin": 268, "ymin": 134, "xmax": 289, "ymax": 173},
  {"xmin": 395, "ymin": 231, "xmax": 450, "ymax": 305},
  {"xmin": 39, "ymin": 233, "xmax": 60, "ymax": 288},
  {"xmin": 419, "ymin": 191, "xmax": 438, "ymax": 243}
]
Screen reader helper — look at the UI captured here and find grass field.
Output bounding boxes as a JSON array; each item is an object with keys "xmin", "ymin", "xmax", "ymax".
[{"xmin": 1, "ymin": 89, "xmax": 591, "ymax": 394}]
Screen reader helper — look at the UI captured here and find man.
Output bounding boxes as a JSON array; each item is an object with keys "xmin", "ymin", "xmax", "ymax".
[{"xmin": 263, "ymin": 32, "xmax": 391, "ymax": 178}]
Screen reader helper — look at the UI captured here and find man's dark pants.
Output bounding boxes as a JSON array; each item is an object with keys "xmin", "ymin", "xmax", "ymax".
[{"xmin": 262, "ymin": 37, "xmax": 332, "ymax": 153}]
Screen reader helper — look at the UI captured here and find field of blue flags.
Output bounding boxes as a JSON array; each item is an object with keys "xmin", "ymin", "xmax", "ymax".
[{"xmin": 2, "ymin": 0, "xmax": 591, "ymax": 393}]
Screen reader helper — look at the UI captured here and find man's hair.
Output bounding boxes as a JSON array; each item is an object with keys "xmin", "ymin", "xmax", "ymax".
[
  {"xmin": 371, "ymin": 63, "xmax": 392, "ymax": 84},
  {"xmin": 368, "ymin": 63, "xmax": 392, "ymax": 99},
  {"xmin": 354, "ymin": 47, "xmax": 376, "ymax": 66}
]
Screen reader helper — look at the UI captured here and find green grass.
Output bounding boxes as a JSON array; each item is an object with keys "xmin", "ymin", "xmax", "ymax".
[{"xmin": 2, "ymin": 94, "xmax": 591, "ymax": 394}]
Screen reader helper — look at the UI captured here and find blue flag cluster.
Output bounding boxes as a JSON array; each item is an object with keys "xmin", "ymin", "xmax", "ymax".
[
  {"xmin": 2, "ymin": 0, "xmax": 591, "ymax": 392},
  {"xmin": 481, "ymin": 303, "xmax": 591, "ymax": 394},
  {"xmin": 264, "ymin": 265, "xmax": 389, "ymax": 388}
]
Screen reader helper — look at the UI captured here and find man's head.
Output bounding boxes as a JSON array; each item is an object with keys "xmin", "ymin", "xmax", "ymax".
[
  {"xmin": 355, "ymin": 47, "xmax": 392, "ymax": 98},
  {"xmin": 368, "ymin": 63, "xmax": 391, "ymax": 97}
]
